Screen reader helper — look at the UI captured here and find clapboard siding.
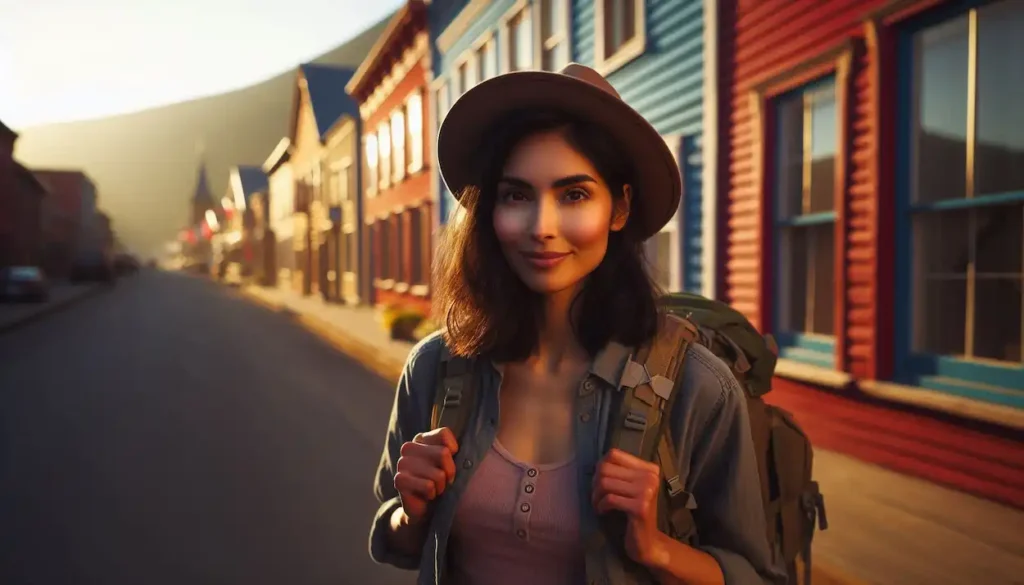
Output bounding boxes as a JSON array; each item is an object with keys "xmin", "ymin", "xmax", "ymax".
[
  {"xmin": 573, "ymin": 0, "xmax": 706, "ymax": 292},
  {"xmin": 725, "ymin": 0, "xmax": 892, "ymax": 351}
]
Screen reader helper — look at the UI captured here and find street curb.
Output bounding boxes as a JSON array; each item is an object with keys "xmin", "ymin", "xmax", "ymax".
[
  {"xmin": 237, "ymin": 288, "xmax": 866, "ymax": 585},
  {"xmin": 0, "ymin": 284, "xmax": 109, "ymax": 335}
]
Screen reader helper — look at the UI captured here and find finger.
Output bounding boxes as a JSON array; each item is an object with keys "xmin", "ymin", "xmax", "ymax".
[
  {"xmin": 595, "ymin": 476, "xmax": 647, "ymax": 500},
  {"xmin": 596, "ymin": 493, "xmax": 644, "ymax": 516},
  {"xmin": 397, "ymin": 454, "xmax": 451, "ymax": 496},
  {"xmin": 414, "ymin": 427, "xmax": 460, "ymax": 453},
  {"xmin": 399, "ymin": 443, "xmax": 457, "ymax": 486},
  {"xmin": 394, "ymin": 471, "xmax": 436, "ymax": 502},
  {"xmin": 606, "ymin": 448, "xmax": 661, "ymax": 474}
]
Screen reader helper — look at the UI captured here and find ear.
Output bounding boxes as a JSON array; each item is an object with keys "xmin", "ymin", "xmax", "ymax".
[{"xmin": 610, "ymin": 184, "xmax": 632, "ymax": 232}]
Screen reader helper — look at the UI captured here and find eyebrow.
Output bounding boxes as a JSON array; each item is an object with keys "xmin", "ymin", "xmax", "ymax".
[{"xmin": 498, "ymin": 174, "xmax": 598, "ymax": 189}]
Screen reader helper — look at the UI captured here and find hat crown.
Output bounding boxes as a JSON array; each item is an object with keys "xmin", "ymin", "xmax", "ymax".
[{"xmin": 558, "ymin": 63, "xmax": 621, "ymax": 100}]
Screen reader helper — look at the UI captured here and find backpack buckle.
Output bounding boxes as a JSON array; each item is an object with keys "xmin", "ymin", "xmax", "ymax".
[
  {"xmin": 443, "ymin": 386, "xmax": 463, "ymax": 407},
  {"xmin": 665, "ymin": 474, "xmax": 686, "ymax": 497},
  {"xmin": 623, "ymin": 411, "xmax": 647, "ymax": 431}
]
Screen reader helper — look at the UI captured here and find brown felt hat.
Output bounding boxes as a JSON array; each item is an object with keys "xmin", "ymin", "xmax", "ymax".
[{"xmin": 436, "ymin": 63, "xmax": 682, "ymax": 241}]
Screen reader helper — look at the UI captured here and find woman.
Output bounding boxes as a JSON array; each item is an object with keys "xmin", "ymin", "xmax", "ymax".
[{"xmin": 369, "ymin": 63, "xmax": 785, "ymax": 585}]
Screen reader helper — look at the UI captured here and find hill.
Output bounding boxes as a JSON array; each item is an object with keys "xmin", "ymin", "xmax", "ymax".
[{"xmin": 12, "ymin": 14, "xmax": 391, "ymax": 258}]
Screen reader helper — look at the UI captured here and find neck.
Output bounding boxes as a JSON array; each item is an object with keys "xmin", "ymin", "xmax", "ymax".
[{"xmin": 531, "ymin": 285, "xmax": 587, "ymax": 372}]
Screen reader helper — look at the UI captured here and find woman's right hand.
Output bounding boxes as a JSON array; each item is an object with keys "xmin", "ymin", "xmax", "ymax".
[{"xmin": 394, "ymin": 427, "xmax": 460, "ymax": 524}]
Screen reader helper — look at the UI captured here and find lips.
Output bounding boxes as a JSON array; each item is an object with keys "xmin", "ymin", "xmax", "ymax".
[{"xmin": 520, "ymin": 250, "xmax": 570, "ymax": 270}]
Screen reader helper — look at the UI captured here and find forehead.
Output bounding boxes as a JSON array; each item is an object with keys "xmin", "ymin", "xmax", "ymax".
[{"xmin": 501, "ymin": 131, "xmax": 600, "ymax": 179}]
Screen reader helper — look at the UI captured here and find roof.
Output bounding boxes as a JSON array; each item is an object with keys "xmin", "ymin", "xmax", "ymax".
[
  {"xmin": 192, "ymin": 162, "xmax": 213, "ymax": 203},
  {"xmin": 0, "ymin": 119, "xmax": 17, "ymax": 140},
  {"xmin": 346, "ymin": 1, "xmax": 426, "ymax": 99},
  {"xmin": 230, "ymin": 165, "xmax": 268, "ymax": 207},
  {"xmin": 297, "ymin": 64, "xmax": 359, "ymax": 141},
  {"xmin": 262, "ymin": 137, "xmax": 293, "ymax": 175},
  {"xmin": 13, "ymin": 162, "xmax": 46, "ymax": 195}
]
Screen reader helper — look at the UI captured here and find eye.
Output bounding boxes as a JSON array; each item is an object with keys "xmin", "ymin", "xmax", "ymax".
[
  {"xmin": 562, "ymin": 188, "xmax": 590, "ymax": 203},
  {"xmin": 500, "ymin": 189, "xmax": 529, "ymax": 203}
]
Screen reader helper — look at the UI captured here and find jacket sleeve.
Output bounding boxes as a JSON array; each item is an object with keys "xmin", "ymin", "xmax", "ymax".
[
  {"xmin": 674, "ymin": 346, "xmax": 789, "ymax": 585},
  {"xmin": 368, "ymin": 334, "xmax": 442, "ymax": 570}
]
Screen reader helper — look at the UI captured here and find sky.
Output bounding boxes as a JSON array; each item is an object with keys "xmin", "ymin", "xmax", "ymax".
[{"xmin": 0, "ymin": 0, "xmax": 404, "ymax": 130}]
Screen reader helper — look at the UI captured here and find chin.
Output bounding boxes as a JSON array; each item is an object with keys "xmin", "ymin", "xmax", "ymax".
[{"xmin": 518, "ymin": 273, "xmax": 579, "ymax": 296}]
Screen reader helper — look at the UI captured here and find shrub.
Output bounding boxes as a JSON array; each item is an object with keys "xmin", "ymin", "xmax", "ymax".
[
  {"xmin": 412, "ymin": 318, "xmax": 441, "ymax": 342},
  {"xmin": 390, "ymin": 309, "xmax": 426, "ymax": 342}
]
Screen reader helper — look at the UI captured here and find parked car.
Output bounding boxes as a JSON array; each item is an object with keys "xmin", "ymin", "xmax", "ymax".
[
  {"xmin": 0, "ymin": 266, "xmax": 49, "ymax": 303},
  {"xmin": 113, "ymin": 253, "xmax": 140, "ymax": 276}
]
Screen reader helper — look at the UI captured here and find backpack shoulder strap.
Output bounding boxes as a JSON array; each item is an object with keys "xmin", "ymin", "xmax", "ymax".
[
  {"xmin": 430, "ymin": 343, "xmax": 476, "ymax": 440},
  {"xmin": 608, "ymin": 313, "xmax": 699, "ymax": 543}
]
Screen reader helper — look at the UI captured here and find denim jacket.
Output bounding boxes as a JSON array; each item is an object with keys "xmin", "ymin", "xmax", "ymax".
[{"xmin": 369, "ymin": 331, "xmax": 788, "ymax": 585}]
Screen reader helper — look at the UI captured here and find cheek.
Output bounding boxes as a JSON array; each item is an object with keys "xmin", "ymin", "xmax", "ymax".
[
  {"xmin": 561, "ymin": 207, "xmax": 612, "ymax": 248},
  {"xmin": 493, "ymin": 207, "xmax": 528, "ymax": 244}
]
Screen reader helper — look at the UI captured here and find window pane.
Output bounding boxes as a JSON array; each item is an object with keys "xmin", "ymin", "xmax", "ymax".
[
  {"xmin": 778, "ymin": 226, "xmax": 808, "ymax": 332},
  {"xmin": 808, "ymin": 223, "xmax": 835, "ymax": 335},
  {"xmin": 809, "ymin": 85, "xmax": 837, "ymax": 214},
  {"xmin": 391, "ymin": 111, "xmax": 405, "ymax": 180},
  {"xmin": 973, "ymin": 204, "xmax": 1023, "ymax": 362},
  {"xmin": 511, "ymin": 11, "xmax": 533, "ymax": 71},
  {"xmin": 912, "ymin": 16, "xmax": 969, "ymax": 205},
  {"xmin": 776, "ymin": 94, "xmax": 804, "ymax": 220},
  {"xmin": 437, "ymin": 83, "xmax": 450, "ymax": 123},
  {"xmin": 912, "ymin": 210, "xmax": 968, "ymax": 355},
  {"xmin": 540, "ymin": 0, "xmax": 563, "ymax": 40},
  {"xmin": 410, "ymin": 207, "xmax": 422, "ymax": 284},
  {"xmin": 396, "ymin": 215, "xmax": 404, "ymax": 282},
  {"xmin": 646, "ymin": 230, "xmax": 673, "ymax": 291},
  {"xmin": 977, "ymin": 0, "xmax": 1024, "ymax": 197},
  {"xmin": 484, "ymin": 41, "xmax": 498, "ymax": 79}
]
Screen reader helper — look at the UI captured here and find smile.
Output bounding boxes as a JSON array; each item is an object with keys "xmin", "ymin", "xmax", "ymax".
[{"xmin": 520, "ymin": 251, "xmax": 570, "ymax": 270}]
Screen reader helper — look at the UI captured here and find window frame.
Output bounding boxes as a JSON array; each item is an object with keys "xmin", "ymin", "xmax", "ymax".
[
  {"xmin": 405, "ymin": 89, "xmax": 425, "ymax": 174},
  {"xmin": 594, "ymin": 0, "xmax": 647, "ymax": 76},
  {"xmin": 894, "ymin": 0, "xmax": 1024, "ymax": 398},
  {"xmin": 534, "ymin": 0, "xmax": 571, "ymax": 72},
  {"xmin": 500, "ymin": 0, "xmax": 533, "ymax": 74},
  {"xmin": 748, "ymin": 42, "xmax": 855, "ymax": 372}
]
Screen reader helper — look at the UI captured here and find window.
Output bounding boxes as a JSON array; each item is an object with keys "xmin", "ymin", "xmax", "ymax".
[
  {"xmin": 595, "ymin": 0, "xmax": 646, "ymax": 74},
  {"xmin": 410, "ymin": 207, "xmax": 424, "ymax": 285},
  {"xmin": 378, "ymin": 122, "xmax": 391, "ymax": 190},
  {"xmin": 900, "ymin": 0, "xmax": 1024, "ymax": 391},
  {"xmin": 538, "ymin": 0, "xmax": 569, "ymax": 71},
  {"xmin": 391, "ymin": 109, "xmax": 406, "ymax": 183},
  {"xmin": 645, "ymin": 228, "xmax": 677, "ymax": 292},
  {"xmin": 335, "ymin": 164, "xmax": 351, "ymax": 204},
  {"xmin": 406, "ymin": 91, "xmax": 424, "ymax": 174},
  {"xmin": 364, "ymin": 134, "xmax": 378, "ymax": 197},
  {"xmin": 394, "ymin": 214, "xmax": 404, "ymax": 283},
  {"xmin": 436, "ymin": 81, "xmax": 451, "ymax": 125},
  {"xmin": 476, "ymin": 36, "xmax": 498, "ymax": 82},
  {"xmin": 505, "ymin": 5, "xmax": 533, "ymax": 73},
  {"xmin": 774, "ymin": 77, "xmax": 838, "ymax": 368},
  {"xmin": 379, "ymin": 220, "xmax": 391, "ymax": 281},
  {"xmin": 455, "ymin": 62, "xmax": 469, "ymax": 99}
]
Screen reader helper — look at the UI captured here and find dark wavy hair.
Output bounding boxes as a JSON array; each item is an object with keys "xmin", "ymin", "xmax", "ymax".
[{"xmin": 432, "ymin": 108, "xmax": 662, "ymax": 361}]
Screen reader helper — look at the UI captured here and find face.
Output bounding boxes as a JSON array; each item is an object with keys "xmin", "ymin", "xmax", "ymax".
[{"xmin": 493, "ymin": 130, "xmax": 630, "ymax": 296}]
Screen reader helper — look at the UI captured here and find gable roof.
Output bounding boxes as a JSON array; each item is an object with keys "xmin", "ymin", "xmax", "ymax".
[
  {"xmin": 192, "ymin": 161, "xmax": 213, "ymax": 203},
  {"xmin": 346, "ymin": 0, "xmax": 426, "ymax": 99},
  {"xmin": 229, "ymin": 165, "xmax": 268, "ymax": 208},
  {"xmin": 289, "ymin": 64, "xmax": 359, "ymax": 143}
]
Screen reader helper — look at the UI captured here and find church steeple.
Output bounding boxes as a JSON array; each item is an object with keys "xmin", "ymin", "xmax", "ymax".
[{"xmin": 190, "ymin": 139, "xmax": 215, "ymax": 226}]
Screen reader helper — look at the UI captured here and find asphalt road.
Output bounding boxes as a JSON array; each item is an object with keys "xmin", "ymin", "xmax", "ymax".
[{"xmin": 0, "ymin": 270, "xmax": 414, "ymax": 585}]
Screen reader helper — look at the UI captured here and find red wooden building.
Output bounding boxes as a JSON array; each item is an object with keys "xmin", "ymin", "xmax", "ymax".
[
  {"xmin": 715, "ymin": 0, "xmax": 1023, "ymax": 507},
  {"xmin": 347, "ymin": 0, "xmax": 433, "ymax": 315}
]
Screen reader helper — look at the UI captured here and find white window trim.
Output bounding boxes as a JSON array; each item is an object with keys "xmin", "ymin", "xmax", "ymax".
[
  {"xmin": 499, "ymin": 0, "xmax": 532, "ymax": 74},
  {"xmin": 534, "ymin": 0, "xmax": 572, "ymax": 71},
  {"xmin": 391, "ymin": 109, "xmax": 407, "ymax": 183},
  {"xmin": 378, "ymin": 122, "xmax": 392, "ymax": 190},
  {"xmin": 364, "ymin": 134, "xmax": 379, "ymax": 198},
  {"xmin": 405, "ymin": 89, "xmax": 425, "ymax": 174},
  {"xmin": 471, "ymin": 30, "xmax": 497, "ymax": 83},
  {"xmin": 594, "ymin": 0, "xmax": 647, "ymax": 76}
]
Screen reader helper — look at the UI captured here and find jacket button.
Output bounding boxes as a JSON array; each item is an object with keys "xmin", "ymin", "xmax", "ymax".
[
  {"xmin": 516, "ymin": 529, "xmax": 527, "ymax": 539},
  {"xmin": 579, "ymin": 412, "xmax": 592, "ymax": 422},
  {"xmin": 462, "ymin": 459, "xmax": 473, "ymax": 469}
]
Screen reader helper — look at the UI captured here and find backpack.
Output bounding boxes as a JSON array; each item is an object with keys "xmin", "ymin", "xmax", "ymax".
[{"xmin": 430, "ymin": 292, "xmax": 828, "ymax": 584}]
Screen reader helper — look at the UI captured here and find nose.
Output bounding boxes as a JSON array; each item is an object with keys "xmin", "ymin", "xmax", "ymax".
[{"xmin": 529, "ymin": 194, "xmax": 558, "ymax": 241}]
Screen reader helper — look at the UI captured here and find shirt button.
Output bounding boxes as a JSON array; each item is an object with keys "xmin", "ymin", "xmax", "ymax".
[
  {"xmin": 516, "ymin": 529, "xmax": 527, "ymax": 539},
  {"xmin": 462, "ymin": 459, "xmax": 473, "ymax": 469},
  {"xmin": 521, "ymin": 502, "xmax": 531, "ymax": 513},
  {"xmin": 584, "ymin": 379, "xmax": 595, "ymax": 391},
  {"xmin": 579, "ymin": 412, "xmax": 591, "ymax": 422},
  {"xmin": 527, "ymin": 468, "xmax": 537, "ymax": 478},
  {"xmin": 524, "ymin": 484, "xmax": 534, "ymax": 494}
]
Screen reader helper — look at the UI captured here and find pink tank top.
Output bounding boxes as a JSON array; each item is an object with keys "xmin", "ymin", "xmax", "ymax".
[{"xmin": 448, "ymin": 439, "xmax": 585, "ymax": 585}]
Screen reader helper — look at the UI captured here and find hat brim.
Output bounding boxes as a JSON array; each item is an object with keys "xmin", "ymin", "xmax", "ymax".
[{"xmin": 436, "ymin": 70, "xmax": 681, "ymax": 241}]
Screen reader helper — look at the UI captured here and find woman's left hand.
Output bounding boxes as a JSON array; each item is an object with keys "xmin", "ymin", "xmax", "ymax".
[{"xmin": 592, "ymin": 448, "xmax": 669, "ymax": 569}]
